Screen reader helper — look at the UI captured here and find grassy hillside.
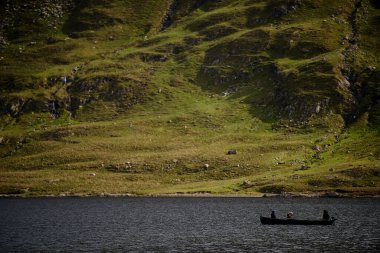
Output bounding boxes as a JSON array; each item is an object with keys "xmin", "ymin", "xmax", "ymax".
[{"xmin": 0, "ymin": 0, "xmax": 379, "ymax": 197}]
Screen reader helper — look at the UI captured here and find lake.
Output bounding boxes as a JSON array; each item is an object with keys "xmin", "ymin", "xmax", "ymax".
[{"xmin": 0, "ymin": 197, "xmax": 379, "ymax": 252}]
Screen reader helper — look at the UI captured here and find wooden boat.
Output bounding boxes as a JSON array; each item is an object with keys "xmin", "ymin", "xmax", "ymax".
[{"xmin": 260, "ymin": 216, "xmax": 337, "ymax": 225}]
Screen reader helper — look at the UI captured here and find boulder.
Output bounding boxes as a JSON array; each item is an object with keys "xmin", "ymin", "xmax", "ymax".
[
  {"xmin": 227, "ymin": 149, "xmax": 237, "ymax": 155},
  {"xmin": 242, "ymin": 180, "xmax": 252, "ymax": 187}
]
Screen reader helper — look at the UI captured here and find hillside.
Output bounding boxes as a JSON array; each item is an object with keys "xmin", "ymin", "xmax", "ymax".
[{"xmin": 0, "ymin": 0, "xmax": 379, "ymax": 197}]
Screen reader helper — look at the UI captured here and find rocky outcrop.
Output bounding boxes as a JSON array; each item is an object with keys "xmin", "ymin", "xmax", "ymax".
[
  {"xmin": 0, "ymin": 97, "xmax": 27, "ymax": 117},
  {"xmin": 266, "ymin": 0, "xmax": 303, "ymax": 17},
  {"xmin": 337, "ymin": 0, "xmax": 380, "ymax": 125},
  {"xmin": 68, "ymin": 76, "xmax": 147, "ymax": 116},
  {"xmin": 199, "ymin": 25, "xmax": 238, "ymax": 41},
  {"xmin": 171, "ymin": 0, "xmax": 210, "ymax": 21},
  {"xmin": 0, "ymin": 94, "xmax": 69, "ymax": 118},
  {"xmin": 339, "ymin": 0, "xmax": 363, "ymax": 122},
  {"xmin": 246, "ymin": 0, "xmax": 302, "ymax": 28},
  {"xmin": 0, "ymin": 0, "xmax": 74, "ymax": 45},
  {"xmin": 160, "ymin": 0, "xmax": 179, "ymax": 31},
  {"xmin": 0, "ymin": 75, "xmax": 147, "ymax": 119}
]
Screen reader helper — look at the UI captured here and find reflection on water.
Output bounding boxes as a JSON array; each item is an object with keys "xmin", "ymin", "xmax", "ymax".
[{"xmin": 0, "ymin": 197, "xmax": 379, "ymax": 252}]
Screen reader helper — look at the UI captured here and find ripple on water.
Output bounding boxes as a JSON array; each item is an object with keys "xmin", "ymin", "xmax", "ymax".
[{"xmin": 0, "ymin": 197, "xmax": 379, "ymax": 252}]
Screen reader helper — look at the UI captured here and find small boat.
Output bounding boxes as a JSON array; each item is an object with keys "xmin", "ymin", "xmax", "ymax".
[{"xmin": 260, "ymin": 216, "xmax": 337, "ymax": 225}]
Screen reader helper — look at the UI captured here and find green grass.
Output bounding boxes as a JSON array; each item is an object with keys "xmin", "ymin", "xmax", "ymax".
[
  {"xmin": 0, "ymin": 0, "xmax": 379, "ymax": 197},
  {"xmin": 1, "ymin": 83, "xmax": 378, "ymax": 196}
]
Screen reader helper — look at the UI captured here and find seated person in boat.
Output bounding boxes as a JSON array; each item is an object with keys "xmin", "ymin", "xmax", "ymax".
[
  {"xmin": 286, "ymin": 211, "xmax": 294, "ymax": 219},
  {"xmin": 271, "ymin": 210, "xmax": 276, "ymax": 219},
  {"xmin": 322, "ymin": 210, "xmax": 330, "ymax": 220}
]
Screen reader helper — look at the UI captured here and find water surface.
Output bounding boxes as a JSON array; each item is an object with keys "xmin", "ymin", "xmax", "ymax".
[{"xmin": 0, "ymin": 197, "xmax": 379, "ymax": 252}]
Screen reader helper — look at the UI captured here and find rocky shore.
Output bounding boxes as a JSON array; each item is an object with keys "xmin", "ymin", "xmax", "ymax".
[{"xmin": 1, "ymin": 191, "xmax": 379, "ymax": 198}]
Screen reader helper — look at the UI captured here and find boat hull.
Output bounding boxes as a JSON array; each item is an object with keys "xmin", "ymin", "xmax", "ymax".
[{"xmin": 260, "ymin": 216, "xmax": 336, "ymax": 225}]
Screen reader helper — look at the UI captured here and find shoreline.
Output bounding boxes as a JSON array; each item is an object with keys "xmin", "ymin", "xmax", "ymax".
[{"xmin": 1, "ymin": 191, "xmax": 380, "ymax": 198}]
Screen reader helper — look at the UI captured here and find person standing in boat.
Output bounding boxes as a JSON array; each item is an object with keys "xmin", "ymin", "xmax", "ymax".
[
  {"xmin": 322, "ymin": 210, "xmax": 330, "ymax": 220},
  {"xmin": 271, "ymin": 210, "xmax": 276, "ymax": 219}
]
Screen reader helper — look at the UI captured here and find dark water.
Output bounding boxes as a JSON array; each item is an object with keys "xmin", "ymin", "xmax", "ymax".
[{"xmin": 0, "ymin": 197, "xmax": 379, "ymax": 252}]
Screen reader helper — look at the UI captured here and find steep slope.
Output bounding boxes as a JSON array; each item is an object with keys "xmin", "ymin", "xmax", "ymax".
[{"xmin": 0, "ymin": 0, "xmax": 379, "ymax": 196}]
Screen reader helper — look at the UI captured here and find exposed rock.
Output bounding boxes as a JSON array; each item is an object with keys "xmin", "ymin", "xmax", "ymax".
[
  {"xmin": 227, "ymin": 149, "xmax": 237, "ymax": 155},
  {"xmin": 160, "ymin": 0, "xmax": 178, "ymax": 31},
  {"xmin": 299, "ymin": 165, "xmax": 310, "ymax": 170},
  {"xmin": 367, "ymin": 66, "xmax": 376, "ymax": 71},
  {"xmin": 138, "ymin": 52, "xmax": 168, "ymax": 62},
  {"xmin": 264, "ymin": 0, "xmax": 302, "ymax": 18},
  {"xmin": 0, "ymin": 73, "xmax": 147, "ymax": 120},
  {"xmin": 289, "ymin": 174, "xmax": 300, "ymax": 179},
  {"xmin": 242, "ymin": 180, "xmax": 252, "ymax": 188},
  {"xmin": 315, "ymin": 103, "xmax": 321, "ymax": 113},
  {"xmin": 0, "ymin": 0, "xmax": 75, "ymax": 46},
  {"xmin": 183, "ymin": 36, "xmax": 203, "ymax": 46},
  {"xmin": 200, "ymin": 25, "xmax": 238, "ymax": 41},
  {"xmin": 49, "ymin": 179, "xmax": 60, "ymax": 184},
  {"xmin": 274, "ymin": 157, "xmax": 285, "ymax": 165},
  {"xmin": 322, "ymin": 191, "xmax": 344, "ymax": 198}
]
